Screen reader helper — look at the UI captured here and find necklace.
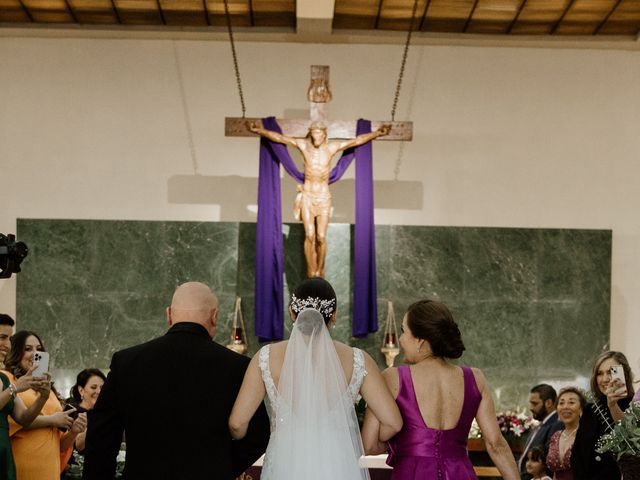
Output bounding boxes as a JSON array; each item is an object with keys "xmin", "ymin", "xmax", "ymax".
[
  {"xmin": 561, "ymin": 427, "xmax": 578, "ymax": 439},
  {"xmin": 558, "ymin": 428, "xmax": 577, "ymax": 468}
]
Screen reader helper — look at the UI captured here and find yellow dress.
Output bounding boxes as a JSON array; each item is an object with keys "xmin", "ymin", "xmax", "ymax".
[{"xmin": 3, "ymin": 371, "xmax": 71, "ymax": 480}]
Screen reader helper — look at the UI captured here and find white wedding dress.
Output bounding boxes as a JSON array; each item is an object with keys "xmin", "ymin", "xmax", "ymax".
[{"xmin": 258, "ymin": 308, "xmax": 370, "ymax": 480}]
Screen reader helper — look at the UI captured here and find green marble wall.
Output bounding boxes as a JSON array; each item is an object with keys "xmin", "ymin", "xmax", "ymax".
[{"xmin": 15, "ymin": 219, "xmax": 611, "ymax": 408}]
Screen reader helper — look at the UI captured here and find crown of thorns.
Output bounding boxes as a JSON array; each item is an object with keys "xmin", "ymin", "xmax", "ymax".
[{"xmin": 290, "ymin": 294, "xmax": 336, "ymax": 317}]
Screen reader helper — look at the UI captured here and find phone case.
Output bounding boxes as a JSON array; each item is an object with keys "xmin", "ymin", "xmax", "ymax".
[
  {"xmin": 32, "ymin": 351, "xmax": 50, "ymax": 377},
  {"xmin": 610, "ymin": 365, "xmax": 626, "ymax": 385}
]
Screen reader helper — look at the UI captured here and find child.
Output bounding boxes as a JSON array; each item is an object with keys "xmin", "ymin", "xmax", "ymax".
[{"xmin": 525, "ymin": 446, "xmax": 552, "ymax": 480}]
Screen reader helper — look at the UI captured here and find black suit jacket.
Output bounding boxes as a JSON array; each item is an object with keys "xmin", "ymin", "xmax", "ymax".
[
  {"xmin": 519, "ymin": 411, "xmax": 563, "ymax": 479},
  {"xmin": 82, "ymin": 322, "xmax": 270, "ymax": 480}
]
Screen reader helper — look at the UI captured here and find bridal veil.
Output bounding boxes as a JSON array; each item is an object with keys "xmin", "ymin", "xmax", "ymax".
[{"xmin": 261, "ymin": 308, "xmax": 370, "ymax": 480}]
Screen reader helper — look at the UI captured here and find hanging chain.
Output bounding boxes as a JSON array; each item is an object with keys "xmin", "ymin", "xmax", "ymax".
[
  {"xmin": 391, "ymin": 0, "xmax": 420, "ymax": 122},
  {"xmin": 223, "ymin": 0, "xmax": 247, "ymax": 118},
  {"xmin": 172, "ymin": 41, "xmax": 200, "ymax": 175}
]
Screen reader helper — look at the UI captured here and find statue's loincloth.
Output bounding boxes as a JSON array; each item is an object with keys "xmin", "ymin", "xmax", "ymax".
[{"xmin": 293, "ymin": 185, "xmax": 332, "ymax": 220}]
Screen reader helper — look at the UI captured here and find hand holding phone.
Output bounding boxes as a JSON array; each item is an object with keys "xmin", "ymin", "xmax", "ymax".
[{"xmin": 32, "ymin": 351, "xmax": 50, "ymax": 378}]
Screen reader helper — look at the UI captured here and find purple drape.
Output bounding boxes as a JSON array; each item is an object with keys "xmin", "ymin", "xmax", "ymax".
[{"xmin": 254, "ymin": 117, "xmax": 378, "ymax": 341}]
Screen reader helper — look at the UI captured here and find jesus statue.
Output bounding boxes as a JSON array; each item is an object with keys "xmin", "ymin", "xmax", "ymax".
[{"xmin": 247, "ymin": 121, "xmax": 391, "ymax": 278}]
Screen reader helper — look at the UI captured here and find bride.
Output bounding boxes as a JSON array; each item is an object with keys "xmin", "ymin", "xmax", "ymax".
[{"xmin": 229, "ymin": 277, "xmax": 402, "ymax": 480}]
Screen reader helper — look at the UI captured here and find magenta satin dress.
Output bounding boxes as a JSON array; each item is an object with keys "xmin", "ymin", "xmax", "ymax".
[{"xmin": 387, "ymin": 365, "xmax": 482, "ymax": 480}]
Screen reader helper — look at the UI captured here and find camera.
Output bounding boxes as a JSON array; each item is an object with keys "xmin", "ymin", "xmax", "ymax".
[{"xmin": 0, "ymin": 233, "xmax": 28, "ymax": 279}]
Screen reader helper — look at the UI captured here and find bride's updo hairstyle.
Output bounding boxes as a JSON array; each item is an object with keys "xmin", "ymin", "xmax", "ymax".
[
  {"xmin": 406, "ymin": 299, "xmax": 465, "ymax": 359},
  {"xmin": 289, "ymin": 277, "xmax": 337, "ymax": 325}
]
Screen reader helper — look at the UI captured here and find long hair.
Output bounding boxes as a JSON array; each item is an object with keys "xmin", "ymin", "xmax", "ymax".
[
  {"xmin": 4, "ymin": 330, "xmax": 45, "ymax": 378},
  {"xmin": 589, "ymin": 351, "xmax": 635, "ymax": 402}
]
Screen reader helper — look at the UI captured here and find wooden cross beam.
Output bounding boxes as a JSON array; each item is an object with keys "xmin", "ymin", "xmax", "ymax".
[{"xmin": 225, "ymin": 65, "xmax": 413, "ymax": 141}]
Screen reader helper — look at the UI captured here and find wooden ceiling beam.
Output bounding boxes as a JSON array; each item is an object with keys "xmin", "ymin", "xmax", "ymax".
[
  {"xmin": 110, "ymin": 0, "xmax": 122, "ymax": 24},
  {"xmin": 507, "ymin": 0, "xmax": 528, "ymax": 34},
  {"xmin": 551, "ymin": 0, "xmax": 576, "ymax": 35},
  {"xmin": 63, "ymin": 0, "xmax": 78, "ymax": 23},
  {"xmin": 16, "ymin": 0, "xmax": 34, "ymax": 21},
  {"xmin": 463, "ymin": 0, "xmax": 480, "ymax": 33},
  {"xmin": 155, "ymin": 0, "xmax": 166, "ymax": 25},
  {"xmin": 374, "ymin": 0, "xmax": 384, "ymax": 29},
  {"xmin": 594, "ymin": 0, "xmax": 623, "ymax": 35},
  {"xmin": 201, "ymin": 0, "xmax": 210, "ymax": 26},
  {"xmin": 296, "ymin": 0, "xmax": 334, "ymax": 35},
  {"xmin": 418, "ymin": 0, "xmax": 432, "ymax": 31}
]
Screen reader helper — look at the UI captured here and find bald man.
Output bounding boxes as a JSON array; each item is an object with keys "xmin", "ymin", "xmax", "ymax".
[{"xmin": 83, "ymin": 282, "xmax": 270, "ymax": 480}]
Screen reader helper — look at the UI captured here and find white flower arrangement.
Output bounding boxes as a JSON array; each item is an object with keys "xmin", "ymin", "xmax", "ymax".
[{"xmin": 468, "ymin": 410, "xmax": 538, "ymax": 439}]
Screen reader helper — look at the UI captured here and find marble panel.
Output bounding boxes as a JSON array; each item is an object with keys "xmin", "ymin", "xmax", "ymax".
[
  {"xmin": 17, "ymin": 220, "xmax": 94, "ymax": 296},
  {"xmin": 535, "ymin": 301, "xmax": 610, "ymax": 378},
  {"xmin": 460, "ymin": 228, "xmax": 537, "ymax": 302},
  {"xmin": 537, "ymin": 230, "xmax": 612, "ymax": 304},
  {"xmin": 15, "ymin": 219, "xmax": 611, "ymax": 409},
  {"xmin": 389, "ymin": 226, "xmax": 465, "ymax": 306}
]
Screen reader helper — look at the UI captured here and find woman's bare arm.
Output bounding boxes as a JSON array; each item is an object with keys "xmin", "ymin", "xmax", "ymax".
[
  {"xmin": 473, "ymin": 368, "xmax": 519, "ymax": 480},
  {"xmin": 229, "ymin": 353, "xmax": 267, "ymax": 440},
  {"xmin": 359, "ymin": 355, "xmax": 402, "ymax": 446}
]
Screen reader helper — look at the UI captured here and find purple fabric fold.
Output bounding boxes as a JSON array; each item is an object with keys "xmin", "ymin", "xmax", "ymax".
[{"xmin": 254, "ymin": 117, "xmax": 377, "ymax": 341}]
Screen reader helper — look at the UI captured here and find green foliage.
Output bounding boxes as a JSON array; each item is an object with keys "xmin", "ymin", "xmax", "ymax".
[{"xmin": 596, "ymin": 401, "xmax": 640, "ymax": 461}]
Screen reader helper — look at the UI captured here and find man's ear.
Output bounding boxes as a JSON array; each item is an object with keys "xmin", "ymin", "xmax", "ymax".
[
  {"xmin": 166, "ymin": 307, "xmax": 173, "ymax": 327},
  {"xmin": 211, "ymin": 307, "xmax": 218, "ymax": 327},
  {"xmin": 545, "ymin": 399, "xmax": 554, "ymax": 411}
]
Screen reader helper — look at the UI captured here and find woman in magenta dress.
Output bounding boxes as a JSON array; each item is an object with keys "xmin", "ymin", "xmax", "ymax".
[
  {"xmin": 362, "ymin": 299, "xmax": 519, "ymax": 480},
  {"xmin": 546, "ymin": 387, "xmax": 585, "ymax": 480}
]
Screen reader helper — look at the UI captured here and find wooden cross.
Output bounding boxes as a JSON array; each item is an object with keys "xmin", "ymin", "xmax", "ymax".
[{"xmin": 225, "ymin": 65, "xmax": 413, "ymax": 141}]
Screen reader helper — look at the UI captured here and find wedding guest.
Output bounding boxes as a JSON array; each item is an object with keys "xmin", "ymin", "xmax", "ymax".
[
  {"xmin": 1, "ymin": 366, "xmax": 51, "ymax": 480},
  {"xmin": 0, "ymin": 314, "xmax": 15, "ymax": 368},
  {"xmin": 362, "ymin": 299, "xmax": 519, "ymax": 480},
  {"xmin": 572, "ymin": 351, "xmax": 635, "ymax": 480},
  {"xmin": 526, "ymin": 446, "xmax": 552, "ymax": 480},
  {"xmin": 68, "ymin": 368, "xmax": 106, "ymax": 452},
  {"xmin": 229, "ymin": 277, "xmax": 402, "ymax": 480},
  {"xmin": 546, "ymin": 387, "xmax": 585, "ymax": 480},
  {"xmin": 518, "ymin": 384, "xmax": 563, "ymax": 479},
  {"xmin": 4, "ymin": 330, "xmax": 87, "ymax": 480},
  {"xmin": 83, "ymin": 281, "xmax": 270, "ymax": 480}
]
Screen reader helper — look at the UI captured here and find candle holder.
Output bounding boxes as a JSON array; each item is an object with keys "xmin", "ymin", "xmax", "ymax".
[
  {"xmin": 380, "ymin": 301, "xmax": 400, "ymax": 367},
  {"xmin": 227, "ymin": 296, "xmax": 248, "ymax": 355}
]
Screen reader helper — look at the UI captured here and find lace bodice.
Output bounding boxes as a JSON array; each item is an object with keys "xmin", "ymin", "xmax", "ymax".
[{"xmin": 259, "ymin": 344, "xmax": 367, "ymax": 407}]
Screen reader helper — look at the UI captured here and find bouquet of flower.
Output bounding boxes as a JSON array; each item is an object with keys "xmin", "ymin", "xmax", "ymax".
[
  {"xmin": 596, "ymin": 401, "xmax": 640, "ymax": 460},
  {"xmin": 468, "ymin": 410, "xmax": 538, "ymax": 439},
  {"xmin": 496, "ymin": 410, "xmax": 538, "ymax": 438}
]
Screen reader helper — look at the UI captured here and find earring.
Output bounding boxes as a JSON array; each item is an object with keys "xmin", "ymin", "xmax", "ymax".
[{"xmin": 417, "ymin": 346, "xmax": 421, "ymax": 353}]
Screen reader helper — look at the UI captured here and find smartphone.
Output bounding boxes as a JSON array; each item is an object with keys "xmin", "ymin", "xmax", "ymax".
[
  {"xmin": 32, "ymin": 351, "xmax": 50, "ymax": 378},
  {"xmin": 63, "ymin": 403, "xmax": 80, "ymax": 420},
  {"xmin": 610, "ymin": 365, "xmax": 627, "ymax": 389}
]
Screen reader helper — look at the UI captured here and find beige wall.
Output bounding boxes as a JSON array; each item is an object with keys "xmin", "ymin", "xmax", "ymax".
[{"xmin": 1, "ymin": 37, "xmax": 639, "ymax": 372}]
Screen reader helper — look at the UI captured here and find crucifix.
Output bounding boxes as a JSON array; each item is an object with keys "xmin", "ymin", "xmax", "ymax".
[{"xmin": 225, "ymin": 65, "xmax": 413, "ymax": 278}]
